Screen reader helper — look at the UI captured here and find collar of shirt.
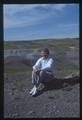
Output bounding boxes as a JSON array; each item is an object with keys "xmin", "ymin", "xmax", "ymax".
[{"xmin": 42, "ymin": 55, "xmax": 50, "ymax": 60}]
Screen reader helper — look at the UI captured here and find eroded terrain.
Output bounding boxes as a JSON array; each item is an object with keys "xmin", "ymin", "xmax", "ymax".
[{"xmin": 4, "ymin": 38, "xmax": 80, "ymax": 118}]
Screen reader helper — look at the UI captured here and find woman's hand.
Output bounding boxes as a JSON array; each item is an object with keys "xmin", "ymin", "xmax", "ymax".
[{"xmin": 33, "ymin": 69, "xmax": 41, "ymax": 75}]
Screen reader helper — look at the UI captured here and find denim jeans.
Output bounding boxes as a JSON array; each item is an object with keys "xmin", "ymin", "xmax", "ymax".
[{"xmin": 32, "ymin": 70, "xmax": 54, "ymax": 84}]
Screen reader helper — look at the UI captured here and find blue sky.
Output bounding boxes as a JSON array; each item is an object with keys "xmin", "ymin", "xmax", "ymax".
[{"xmin": 3, "ymin": 4, "xmax": 79, "ymax": 41}]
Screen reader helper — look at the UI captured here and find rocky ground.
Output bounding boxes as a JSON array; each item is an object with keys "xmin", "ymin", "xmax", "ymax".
[
  {"xmin": 4, "ymin": 38, "xmax": 80, "ymax": 118},
  {"xmin": 4, "ymin": 72, "xmax": 80, "ymax": 118}
]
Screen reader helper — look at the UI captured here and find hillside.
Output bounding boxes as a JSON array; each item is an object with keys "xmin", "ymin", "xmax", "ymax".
[{"xmin": 4, "ymin": 38, "xmax": 80, "ymax": 118}]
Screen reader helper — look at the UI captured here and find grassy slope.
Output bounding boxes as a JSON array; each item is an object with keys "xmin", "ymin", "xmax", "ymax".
[
  {"xmin": 4, "ymin": 38, "xmax": 79, "ymax": 51},
  {"xmin": 4, "ymin": 38, "xmax": 79, "ymax": 76}
]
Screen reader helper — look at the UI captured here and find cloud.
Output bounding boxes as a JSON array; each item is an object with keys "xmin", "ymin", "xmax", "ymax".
[
  {"xmin": 3, "ymin": 4, "xmax": 49, "ymax": 29},
  {"xmin": 58, "ymin": 23, "xmax": 79, "ymax": 28},
  {"xmin": 52, "ymin": 4, "xmax": 66, "ymax": 10},
  {"xmin": 4, "ymin": 13, "xmax": 46, "ymax": 29},
  {"xmin": 3, "ymin": 4, "xmax": 70, "ymax": 29},
  {"xmin": 4, "ymin": 4, "xmax": 67, "ymax": 15}
]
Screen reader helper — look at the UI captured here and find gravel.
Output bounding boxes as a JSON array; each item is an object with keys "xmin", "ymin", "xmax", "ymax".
[{"xmin": 4, "ymin": 73, "xmax": 80, "ymax": 118}]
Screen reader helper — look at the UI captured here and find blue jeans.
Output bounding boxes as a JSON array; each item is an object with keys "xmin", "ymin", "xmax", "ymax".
[{"xmin": 32, "ymin": 70, "xmax": 54, "ymax": 84}]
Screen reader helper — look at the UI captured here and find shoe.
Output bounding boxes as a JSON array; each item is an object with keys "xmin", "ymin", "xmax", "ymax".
[
  {"xmin": 31, "ymin": 88, "xmax": 38, "ymax": 97},
  {"xmin": 29, "ymin": 87, "xmax": 36, "ymax": 95}
]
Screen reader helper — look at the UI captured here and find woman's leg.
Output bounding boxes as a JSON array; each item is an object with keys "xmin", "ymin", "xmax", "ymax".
[
  {"xmin": 39, "ymin": 71, "xmax": 54, "ymax": 83},
  {"xmin": 31, "ymin": 70, "xmax": 40, "ymax": 88}
]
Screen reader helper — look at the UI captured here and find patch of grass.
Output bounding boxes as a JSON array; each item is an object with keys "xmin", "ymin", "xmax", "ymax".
[
  {"xmin": 4, "ymin": 67, "xmax": 32, "ymax": 73},
  {"xmin": 4, "ymin": 39, "xmax": 79, "ymax": 50},
  {"xmin": 11, "ymin": 87, "xmax": 17, "ymax": 91},
  {"xmin": 54, "ymin": 69, "xmax": 79, "ymax": 78},
  {"xmin": 48, "ymin": 96, "xmax": 55, "ymax": 99},
  {"xmin": 14, "ymin": 96, "xmax": 21, "ymax": 100},
  {"xmin": 13, "ymin": 78, "xmax": 30, "ymax": 92}
]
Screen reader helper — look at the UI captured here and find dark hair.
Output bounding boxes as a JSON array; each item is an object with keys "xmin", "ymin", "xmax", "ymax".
[{"xmin": 42, "ymin": 48, "xmax": 49, "ymax": 54}]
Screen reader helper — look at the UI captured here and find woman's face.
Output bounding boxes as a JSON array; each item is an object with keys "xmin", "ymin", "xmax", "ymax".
[{"xmin": 41, "ymin": 51, "xmax": 48, "ymax": 59}]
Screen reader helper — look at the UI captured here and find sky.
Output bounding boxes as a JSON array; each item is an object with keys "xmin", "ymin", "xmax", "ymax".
[{"xmin": 3, "ymin": 4, "xmax": 79, "ymax": 41}]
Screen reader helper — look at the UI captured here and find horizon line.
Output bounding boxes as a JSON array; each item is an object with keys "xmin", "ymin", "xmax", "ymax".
[{"xmin": 4, "ymin": 37, "xmax": 79, "ymax": 42}]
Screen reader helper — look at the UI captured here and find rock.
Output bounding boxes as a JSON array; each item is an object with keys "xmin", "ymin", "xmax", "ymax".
[
  {"xmin": 56, "ymin": 110, "xmax": 60, "ymax": 113},
  {"xmin": 9, "ymin": 113, "xmax": 12, "ymax": 116},
  {"xmin": 9, "ymin": 92, "xmax": 13, "ymax": 95},
  {"xmin": 12, "ymin": 113, "xmax": 19, "ymax": 117},
  {"xmin": 27, "ymin": 111, "xmax": 35, "ymax": 115},
  {"xmin": 14, "ymin": 105, "xmax": 17, "ymax": 108},
  {"xmin": 62, "ymin": 83, "xmax": 69, "ymax": 87},
  {"xmin": 38, "ymin": 83, "xmax": 45, "ymax": 90},
  {"xmin": 49, "ymin": 109, "xmax": 55, "ymax": 114},
  {"xmin": 53, "ymin": 106, "xmax": 56, "ymax": 109},
  {"xmin": 43, "ymin": 104, "xmax": 48, "ymax": 110},
  {"xmin": 43, "ymin": 116, "xmax": 47, "ymax": 118},
  {"xmin": 62, "ymin": 86, "xmax": 72, "ymax": 91}
]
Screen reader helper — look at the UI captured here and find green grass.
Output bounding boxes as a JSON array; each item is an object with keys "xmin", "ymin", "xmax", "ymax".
[
  {"xmin": 11, "ymin": 87, "xmax": 17, "ymax": 90},
  {"xmin": 4, "ymin": 39, "xmax": 79, "ymax": 50},
  {"xmin": 14, "ymin": 96, "xmax": 21, "ymax": 100},
  {"xmin": 54, "ymin": 69, "xmax": 79, "ymax": 78},
  {"xmin": 48, "ymin": 96, "xmax": 55, "ymax": 99},
  {"xmin": 12, "ymin": 76, "xmax": 31, "ymax": 92},
  {"xmin": 4, "ymin": 67, "xmax": 32, "ymax": 73},
  {"xmin": 4, "ymin": 38, "xmax": 79, "ymax": 75}
]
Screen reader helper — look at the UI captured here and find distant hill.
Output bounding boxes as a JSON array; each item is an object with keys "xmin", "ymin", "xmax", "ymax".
[
  {"xmin": 4, "ymin": 37, "xmax": 79, "ymax": 42},
  {"xmin": 4, "ymin": 38, "xmax": 79, "ymax": 50}
]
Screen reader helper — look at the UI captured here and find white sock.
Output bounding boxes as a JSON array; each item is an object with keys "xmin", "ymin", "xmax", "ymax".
[
  {"xmin": 32, "ymin": 87, "xmax": 38, "ymax": 95},
  {"xmin": 30, "ymin": 86, "xmax": 36, "ymax": 94}
]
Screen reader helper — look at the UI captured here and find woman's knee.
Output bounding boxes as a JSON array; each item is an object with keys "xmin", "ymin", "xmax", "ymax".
[
  {"xmin": 40, "ymin": 70, "xmax": 45, "ymax": 76},
  {"xmin": 32, "ymin": 70, "xmax": 34, "ymax": 74}
]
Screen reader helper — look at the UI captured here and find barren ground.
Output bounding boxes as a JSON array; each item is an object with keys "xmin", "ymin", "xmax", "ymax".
[{"xmin": 4, "ymin": 38, "xmax": 80, "ymax": 118}]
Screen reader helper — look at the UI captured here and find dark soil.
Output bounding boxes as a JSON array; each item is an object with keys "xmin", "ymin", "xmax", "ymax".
[{"xmin": 4, "ymin": 72, "xmax": 80, "ymax": 118}]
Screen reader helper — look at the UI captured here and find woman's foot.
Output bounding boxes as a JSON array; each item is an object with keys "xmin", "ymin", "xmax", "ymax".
[
  {"xmin": 29, "ymin": 86, "xmax": 36, "ymax": 95},
  {"xmin": 31, "ymin": 88, "xmax": 38, "ymax": 96}
]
